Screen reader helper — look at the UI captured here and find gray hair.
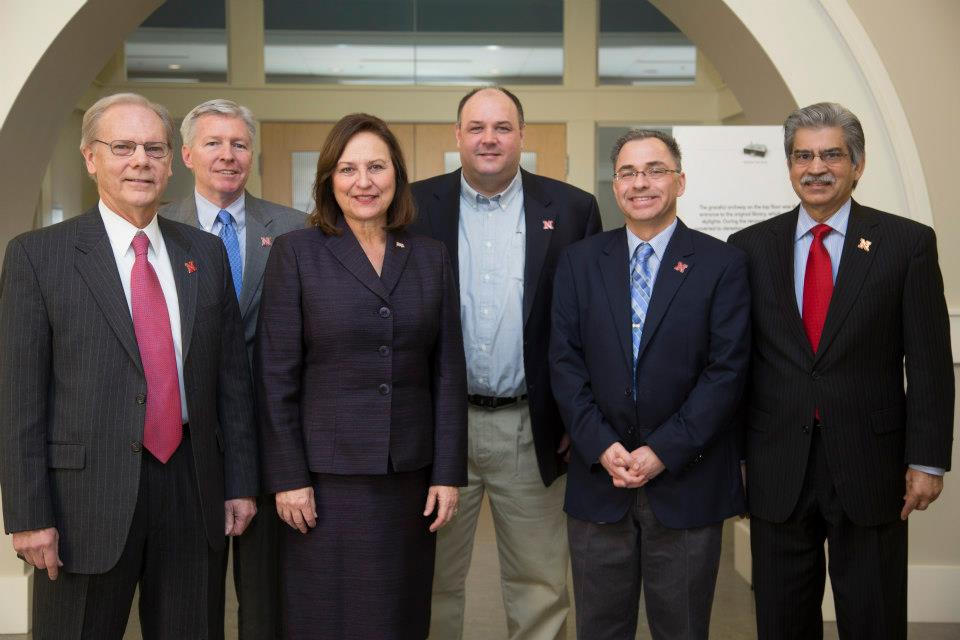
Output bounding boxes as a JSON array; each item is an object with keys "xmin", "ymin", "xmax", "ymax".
[
  {"xmin": 80, "ymin": 92, "xmax": 176, "ymax": 151},
  {"xmin": 784, "ymin": 102, "xmax": 865, "ymax": 168},
  {"xmin": 610, "ymin": 129, "xmax": 682, "ymax": 170},
  {"xmin": 180, "ymin": 99, "xmax": 256, "ymax": 147}
]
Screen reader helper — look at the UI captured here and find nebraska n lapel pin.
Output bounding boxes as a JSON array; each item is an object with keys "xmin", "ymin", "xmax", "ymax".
[
  {"xmin": 542, "ymin": 219, "xmax": 554, "ymax": 230},
  {"xmin": 395, "ymin": 241, "xmax": 406, "ymax": 249},
  {"xmin": 674, "ymin": 261, "xmax": 689, "ymax": 273},
  {"xmin": 184, "ymin": 260, "xmax": 197, "ymax": 274},
  {"xmin": 261, "ymin": 236, "xmax": 273, "ymax": 247},
  {"xmin": 857, "ymin": 237, "xmax": 872, "ymax": 252}
]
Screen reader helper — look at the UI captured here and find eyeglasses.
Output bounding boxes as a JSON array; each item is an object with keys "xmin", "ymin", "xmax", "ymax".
[
  {"xmin": 790, "ymin": 149, "xmax": 848, "ymax": 166},
  {"xmin": 613, "ymin": 167, "xmax": 680, "ymax": 182},
  {"xmin": 93, "ymin": 139, "xmax": 170, "ymax": 159}
]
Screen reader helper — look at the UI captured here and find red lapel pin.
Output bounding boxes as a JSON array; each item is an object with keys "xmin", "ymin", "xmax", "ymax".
[
  {"xmin": 674, "ymin": 261, "xmax": 688, "ymax": 273},
  {"xmin": 261, "ymin": 236, "xmax": 273, "ymax": 247},
  {"xmin": 542, "ymin": 219, "xmax": 555, "ymax": 230},
  {"xmin": 184, "ymin": 260, "xmax": 197, "ymax": 274}
]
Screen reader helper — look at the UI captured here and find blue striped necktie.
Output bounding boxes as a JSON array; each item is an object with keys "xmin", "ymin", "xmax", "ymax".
[
  {"xmin": 630, "ymin": 242, "xmax": 654, "ymax": 392},
  {"xmin": 217, "ymin": 209, "xmax": 243, "ymax": 300}
]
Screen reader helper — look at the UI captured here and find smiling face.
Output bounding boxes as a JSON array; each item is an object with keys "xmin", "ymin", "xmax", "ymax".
[
  {"xmin": 455, "ymin": 89, "xmax": 523, "ymax": 196},
  {"xmin": 332, "ymin": 131, "xmax": 396, "ymax": 229},
  {"xmin": 81, "ymin": 103, "xmax": 173, "ymax": 227},
  {"xmin": 182, "ymin": 114, "xmax": 253, "ymax": 208},
  {"xmin": 612, "ymin": 137, "xmax": 685, "ymax": 239},
  {"xmin": 788, "ymin": 126, "xmax": 865, "ymax": 221}
]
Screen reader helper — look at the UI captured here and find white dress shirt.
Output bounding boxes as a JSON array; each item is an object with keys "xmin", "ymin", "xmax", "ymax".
[{"xmin": 99, "ymin": 201, "xmax": 188, "ymax": 422}]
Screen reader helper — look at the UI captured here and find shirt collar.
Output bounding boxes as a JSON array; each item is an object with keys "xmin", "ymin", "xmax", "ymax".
[
  {"xmin": 796, "ymin": 198, "xmax": 851, "ymax": 241},
  {"xmin": 459, "ymin": 170, "xmax": 523, "ymax": 210},
  {"xmin": 626, "ymin": 218, "xmax": 678, "ymax": 262},
  {"xmin": 196, "ymin": 190, "xmax": 245, "ymax": 233},
  {"xmin": 99, "ymin": 199, "xmax": 163, "ymax": 262}
]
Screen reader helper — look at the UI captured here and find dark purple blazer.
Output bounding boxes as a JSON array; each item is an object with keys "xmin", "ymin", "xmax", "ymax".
[{"xmin": 255, "ymin": 217, "xmax": 467, "ymax": 492}]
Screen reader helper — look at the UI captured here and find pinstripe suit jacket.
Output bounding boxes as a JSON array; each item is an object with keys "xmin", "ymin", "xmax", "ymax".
[
  {"xmin": 160, "ymin": 192, "xmax": 305, "ymax": 366},
  {"xmin": 255, "ymin": 217, "xmax": 467, "ymax": 492},
  {"xmin": 728, "ymin": 201, "xmax": 954, "ymax": 526},
  {"xmin": 0, "ymin": 207, "xmax": 258, "ymax": 574}
]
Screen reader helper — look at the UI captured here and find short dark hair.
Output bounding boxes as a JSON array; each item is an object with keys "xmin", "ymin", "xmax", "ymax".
[
  {"xmin": 610, "ymin": 129, "xmax": 682, "ymax": 170},
  {"xmin": 307, "ymin": 113, "xmax": 416, "ymax": 235},
  {"xmin": 456, "ymin": 86, "xmax": 525, "ymax": 128}
]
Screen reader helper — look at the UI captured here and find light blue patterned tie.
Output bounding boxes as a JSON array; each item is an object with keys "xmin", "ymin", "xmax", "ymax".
[
  {"xmin": 630, "ymin": 242, "xmax": 654, "ymax": 396},
  {"xmin": 217, "ymin": 209, "xmax": 243, "ymax": 300}
]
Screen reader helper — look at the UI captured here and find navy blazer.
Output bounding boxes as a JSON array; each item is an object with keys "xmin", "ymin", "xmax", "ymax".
[
  {"xmin": 550, "ymin": 220, "xmax": 750, "ymax": 528},
  {"xmin": 255, "ymin": 218, "xmax": 467, "ymax": 493},
  {"xmin": 411, "ymin": 168, "xmax": 602, "ymax": 486}
]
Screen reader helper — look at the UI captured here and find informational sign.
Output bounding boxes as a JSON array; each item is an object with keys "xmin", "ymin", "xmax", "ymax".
[{"xmin": 673, "ymin": 126, "xmax": 798, "ymax": 240}]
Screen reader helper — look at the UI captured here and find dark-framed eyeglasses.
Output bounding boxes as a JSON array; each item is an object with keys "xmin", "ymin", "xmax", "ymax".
[
  {"xmin": 790, "ymin": 149, "xmax": 848, "ymax": 166},
  {"xmin": 93, "ymin": 139, "xmax": 170, "ymax": 159},
  {"xmin": 613, "ymin": 167, "xmax": 680, "ymax": 182}
]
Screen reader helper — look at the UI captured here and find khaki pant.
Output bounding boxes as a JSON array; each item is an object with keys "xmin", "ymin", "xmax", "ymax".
[{"xmin": 429, "ymin": 402, "xmax": 569, "ymax": 640}]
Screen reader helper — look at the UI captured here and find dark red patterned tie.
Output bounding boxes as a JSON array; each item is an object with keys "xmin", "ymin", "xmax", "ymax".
[
  {"xmin": 802, "ymin": 224, "xmax": 834, "ymax": 352},
  {"xmin": 131, "ymin": 232, "xmax": 182, "ymax": 463}
]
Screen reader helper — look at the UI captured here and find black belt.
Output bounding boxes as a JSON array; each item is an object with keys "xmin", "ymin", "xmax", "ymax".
[{"xmin": 467, "ymin": 394, "xmax": 528, "ymax": 410}]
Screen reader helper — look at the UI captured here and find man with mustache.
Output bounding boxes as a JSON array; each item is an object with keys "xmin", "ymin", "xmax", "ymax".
[
  {"xmin": 0, "ymin": 92, "xmax": 258, "ymax": 638},
  {"xmin": 728, "ymin": 103, "xmax": 954, "ymax": 640},
  {"xmin": 161, "ymin": 99, "xmax": 303, "ymax": 640},
  {"xmin": 411, "ymin": 87, "xmax": 602, "ymax": 640}
]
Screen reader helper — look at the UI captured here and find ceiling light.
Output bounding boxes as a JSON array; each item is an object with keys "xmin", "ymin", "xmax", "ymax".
[
  {"xmin": 168, "ymin": 64, "xmax": 182, "ymax": 70},
  {"xmin": 486, "ymin": 45, "xmax": 501, "ymax": 51}
]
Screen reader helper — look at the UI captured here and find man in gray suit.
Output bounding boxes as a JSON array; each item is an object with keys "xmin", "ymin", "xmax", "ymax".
[
  {"xmin": 0, "ymin": 92, "xmax": 258, "ymax": 637},
  {"xmin": 161, "ymin": 98, "xmax": 303, "ymax": 639}
]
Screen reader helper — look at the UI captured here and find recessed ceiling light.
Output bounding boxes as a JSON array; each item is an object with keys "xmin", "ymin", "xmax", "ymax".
[
  {"xmin": 486, "ymin": 45, "xmax": 501, "ymax": 51},
  {"xmin": 168, "ymin": 63, "xmax": 182, "ymax": 70},
  {"xmin": 489, "ymin": 68, "xmax": 500, "ymax": 75}
]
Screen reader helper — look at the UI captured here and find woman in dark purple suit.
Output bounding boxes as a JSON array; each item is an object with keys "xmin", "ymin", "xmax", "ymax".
[{"xmin": 255, "ymin": 113, "xmax": 467, "ymax": 640}]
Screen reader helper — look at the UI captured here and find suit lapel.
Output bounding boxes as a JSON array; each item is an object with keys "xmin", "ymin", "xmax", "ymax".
[
  {"xmin": 380, "ymin": 229, "xmax": 411, "ymax": 296},
  {"xmin": 241, "ymin": 194, "xmax": 271, "ymax": 315},
  {"xmin": 599, "ymin": 230, "xmax": 634, "ymax": 373},
  {"xmin": 73, "ymin": 209, "xmax": 143, "ymax": 372},
  {"xmin": 521, "ymin": 170, "xmax": 553, "ymax": 327},
  {"xmin": 159, "ymin": 217, "xmax": 199, "ymax": 360},
  {"xmin": 814, "ymin": 201, "xmax": 879, "ymax": 363},
  {"xmin": 769, "ymin": 207, "xmax": 811, "ymax": 352},
  {"xmin": 325, "ymin": 217, "xmax": 391, "ymax": 302},
  {"xmin": 428, "ymin": 171, "xmax": 463, "ymax": 288},
  {"xmin": 636, "ymin": 220, "xmax": 694, "ymax": 362}
]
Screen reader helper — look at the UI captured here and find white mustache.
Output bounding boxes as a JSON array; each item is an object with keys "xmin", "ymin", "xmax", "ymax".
[{"xmin": 800, "ymin": 174, "xmax": 836, "ymax": 186}]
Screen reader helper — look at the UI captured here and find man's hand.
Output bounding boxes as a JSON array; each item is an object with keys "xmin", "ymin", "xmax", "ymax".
[
  {"xmin": 600, "ymin": 442, "xmax": 646, "ymax": 488},
  {"xmin": 630, "ymin": 446, "xmax": 665, "ymax": 483},
  {"xmin": 12, "ymin": 527, "xmax": 62, "ymax": 580},
  {"xmin": 557, "ymin": 433, "xmax": 572, "ymax": 464},
  {"xmin": 424, "ymin": 485, "xmax": 459, "ymax": 533},
  {"xmin": 276, "ymin": 486, "xmax": 317, "ymax": 534},
  {"xmin": 900, "ymin": 468, "xmax": 944, "ymax": 520},
  {"xmin": 225, "ymin": 497, "xmax": 257, "ymax": 536}
]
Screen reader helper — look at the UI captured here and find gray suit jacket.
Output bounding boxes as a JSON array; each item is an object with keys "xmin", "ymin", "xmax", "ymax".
[
  {"xmin": 0, "ymin": 207, "xmax": 258, "ymax": 574},
  {"xmin": 160, "ymin": 192, "xmax": 305, "ymax": 364}
]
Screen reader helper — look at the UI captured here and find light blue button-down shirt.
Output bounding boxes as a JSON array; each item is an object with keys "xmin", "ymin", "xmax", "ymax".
[
  {"xmin": 458, "ymin": 171, "xmax": 526, "ymax": 396},
  {"xmin": 626, "ymin": 218, "xmax": 679, "ymax": 293},
  {"xmin": 792, "ymin": 199, "xmax": 943, "ymax": 476},
  {"xmin": 195, "ymin": 191, "xmax": 246, "ymax": 267}
]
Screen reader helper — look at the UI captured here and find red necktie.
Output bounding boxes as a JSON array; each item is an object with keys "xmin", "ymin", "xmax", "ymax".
[
  {"xmin": 802, "ymin": 223, "xmax": 834, "ymax": 353},
  {"xmin": 131, "ymin": 232, "xmax": 182, "ymax": 463}
]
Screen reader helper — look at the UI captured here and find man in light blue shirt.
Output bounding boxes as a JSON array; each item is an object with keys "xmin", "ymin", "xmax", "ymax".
[{"xmin": 411, "ymin": 87, "xmax": 602, "ymax": 640}]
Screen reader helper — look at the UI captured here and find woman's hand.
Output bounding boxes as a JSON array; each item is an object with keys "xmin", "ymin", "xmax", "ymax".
[
  {"xmin": 424, "ymin": 485, "xmax": 459, "ymax": 533},
  {"xmin": 276, "ymin": 486, "xmax": 317, "ymax": 534}
]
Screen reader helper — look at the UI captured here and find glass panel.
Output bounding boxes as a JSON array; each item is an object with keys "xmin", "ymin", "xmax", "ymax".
[
  {"xmin": 292, "ymin": 151, "xmax": 320, "ymax": 213},
  {"xmin": 125, "ymin": 0, "xmax": 227, "ymax": 83},
  {"xmin": 264, "ymin": 0, "xmax": 563, "ymax": 85},
  {"xmin": 598, "ymin": 0, "xmax": 695, "ymax": 85}
]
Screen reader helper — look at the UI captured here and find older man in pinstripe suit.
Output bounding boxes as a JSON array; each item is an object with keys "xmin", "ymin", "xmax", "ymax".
[
  {"xmin": 729, "ymin": 103, "xmax": 954, "ymax": 640},
  {"xmin": 0, "ymin": 92, "xmax": 258, "ymax": 638}
]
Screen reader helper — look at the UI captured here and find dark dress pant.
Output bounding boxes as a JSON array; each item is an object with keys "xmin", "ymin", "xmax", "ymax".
[
  {"xmin": 751, "ymin": 425, "xmax": 908, "ymax": 640},
  {"xmin": 567, "ymin": 487, "xmax": 723, "ymax": 640},
  {"xmin": 32, "ymin": 435, "xmax": 214, "ymax": 640}
]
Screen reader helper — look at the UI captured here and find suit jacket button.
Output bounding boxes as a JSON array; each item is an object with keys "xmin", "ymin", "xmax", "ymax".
[
  {"xmin": 378, "ymin": 383, "xmax": 391, "ymax": 395},
  {"xmin": 379, "ymin": 306, "xmax": 391, "ymax": 318},
  {"xmin": 624, "ymin": 387, "xmax": 631, "ymax": 397},
  {"xmin": 136, "ymin": 394, "xmax": 146, "ymax": 405},
  {"xmin": 130, "ymin": 441, "xmax": 142, "ymax": 453},
  {"xmin": 802, "ymin": 424, "xmax": 811, "ymax": 434},
  {"xmin": 379, "ymin": 345, "xmax": 390, "ymax": 356},
  {"xmin": 811, "ymin": 370, "xmax": 821, "ymax": 380}
]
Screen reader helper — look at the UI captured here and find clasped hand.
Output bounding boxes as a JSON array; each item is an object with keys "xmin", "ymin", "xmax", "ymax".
[{"xmin": 599, "ymin": 443, "xmax": 665, "ymax": 489}]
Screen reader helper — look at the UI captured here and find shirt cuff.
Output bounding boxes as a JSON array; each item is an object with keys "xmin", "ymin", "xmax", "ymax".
[{"xmin": 908, "ymin": 464, "xmax": 945, "ymax": 476}]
